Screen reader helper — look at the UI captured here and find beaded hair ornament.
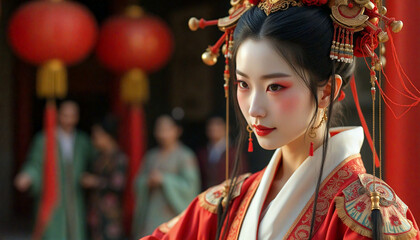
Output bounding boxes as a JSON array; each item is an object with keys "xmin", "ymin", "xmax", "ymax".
[{"xmin": 188, "ymin": 0, "xmax": 419, "ymax": 237}]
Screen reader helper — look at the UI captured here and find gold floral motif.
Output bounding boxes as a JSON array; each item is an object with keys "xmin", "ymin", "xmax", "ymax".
[
  {"xmin": 335, "ymin": 174, "xmax": 418, "ymax": 240},
  {"xmin": 285, "ymin": 154, "xmax": 365, "ymax": 239},
  {"xmin": 226, "ymin": 172, "xmax": 264, "ymax": 240},
  {"xmin": 258, "ymin": 0, "xmax": 303, "ymax": 16},
  {"xmin": 198, "ymin": 173, "xmax": 251, "ymax": 214}
]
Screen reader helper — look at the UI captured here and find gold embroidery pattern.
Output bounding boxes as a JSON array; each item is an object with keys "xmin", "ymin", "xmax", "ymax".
[
  {"xmin": 226, "ymin": 171, "xmax": 264, "ymax": 240},
  {"xmin": 157, "ymin": 210, "xmax": 185, "ymax": 234},
  {"xmin": 258, "ymin": 0, "xmax": 303, "ymax": 16},
  {"xmin": 335, "ymin": 174, "xmax": 418, "ymax": 240},
  {"xmin": 285, "ymin": 155, "xmax": 366, "ymax": 239},
  {"xmin": 198, "ymin": 173, "xmax": 251, "ymax": 214}
]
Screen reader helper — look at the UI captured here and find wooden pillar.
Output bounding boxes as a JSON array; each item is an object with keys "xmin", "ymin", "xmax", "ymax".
[{"xmin": 385, "ymin": 0, "xmax": 420, "ymax": 220}]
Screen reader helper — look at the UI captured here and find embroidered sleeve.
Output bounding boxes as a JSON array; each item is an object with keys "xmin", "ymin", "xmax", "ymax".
[
  {"xmin": 198, "ymin": 173, "xmax": 251, "ymax": 214},
  {"xmin": 157, "ymin": 210, "xmax": 186, "ymax": 234},
  {"xmin": 335, "ymin": 173, "xmax": 418, "ymax": 240},
  {"xmin": 139, "ymin": 173, "xmax": 253, "ymax": 240}
]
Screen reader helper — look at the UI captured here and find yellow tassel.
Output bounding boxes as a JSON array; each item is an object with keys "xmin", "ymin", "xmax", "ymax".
[
  {"xmin": 36, "ymin": 59, "xmax": 67, "ymax": 99},
  {"xmin": 120, "ymin": 68, "xmax": 149, "ymax": 104},
  {"xmin": 124, "ymin": 5, "xmax": 144, "ymax": 18}
]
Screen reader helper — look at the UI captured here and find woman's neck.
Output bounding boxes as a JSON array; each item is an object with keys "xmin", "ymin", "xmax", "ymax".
[
  {"xmin": 262, "ymin": 126, "xmax": 327, "ymax": 213},
  {"xmin": 160, "ymin": 141, "xmax": 180, "ymax": 153},
  {"xmin": 281, "ymin": 127, "xmax": 326, "ymax": 177}
]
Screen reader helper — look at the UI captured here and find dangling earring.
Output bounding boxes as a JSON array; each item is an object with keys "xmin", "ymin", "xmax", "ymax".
[
  {"xmin": 308, "ymin": 110, "xmax": 328, "ymax": 156},
  {"xmin": 246, "ymin": 125, "xmax": 253, "ymax": 152},
  {"xmin": 309, "ymin": 110, "xmax": 328, "ymax": 138}
]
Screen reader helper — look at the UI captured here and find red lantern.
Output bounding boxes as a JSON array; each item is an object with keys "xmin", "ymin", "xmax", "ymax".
[
  {"xmin": 96, "ymin": 6, "xmax": 173, "ymax": 235},
  {"xmin": 8, "ymin": 0, "xmax": 97, "ymax": 66},
  {"xmin": 8, "ymin": 1, "xmax": 97, "ymax": 239},
  {"xmin": 96, "ymin": 7, "xmax": 173, "ymax": 74},
  {"xmin": 8, "ymin": 0, "xmax": 98, "ymax": 99}
]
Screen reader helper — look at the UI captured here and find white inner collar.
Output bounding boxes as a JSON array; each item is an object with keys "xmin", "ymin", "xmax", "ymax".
[{"xmin": 238, "ymin": 126, "xmax": 364, "ymax": 240}]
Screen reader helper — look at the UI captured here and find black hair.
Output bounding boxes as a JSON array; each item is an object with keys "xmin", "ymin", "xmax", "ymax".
[
  {"xmin": 93, "ymin": 114, "xmax": 119, "ymax": 141},
  {"xmin": 216, "ymin": 5, "xmax": 355, "ymax": 239}
]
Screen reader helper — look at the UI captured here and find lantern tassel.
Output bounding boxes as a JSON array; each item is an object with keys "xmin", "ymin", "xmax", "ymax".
[
  {"xmin": 121, "ymin": 68, "xmax": 149, "ymax": 104},
  {"xmin": 37, "ymin": 59, "xmax": 67, "ymax": 99}
]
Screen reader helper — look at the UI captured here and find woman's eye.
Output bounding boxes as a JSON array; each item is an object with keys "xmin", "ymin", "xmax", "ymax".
[
  {"xmin": 237, "ymin": 81, "xmax": 249, "ymax": 89},
  {"xmin": 267, "ymin": 84, "xmax": 283, "ymax": 92}
]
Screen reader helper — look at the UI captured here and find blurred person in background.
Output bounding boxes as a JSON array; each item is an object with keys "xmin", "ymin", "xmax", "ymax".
[
  {"xmin": 82, "ymin": 115, "xmax": 127, "ymax": 240},
  {"xmin": 197, "ymin": 116, "xmax": 248, "ymax": 190},
  {"xmin": 14, "ymin": 100, "xmax": 93, "ymax": 240},
  {"xmin": 132, "ymin": 115, "xmax": 200, "ymax": 238}
]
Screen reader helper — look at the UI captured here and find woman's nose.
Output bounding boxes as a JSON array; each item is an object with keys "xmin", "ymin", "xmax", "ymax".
[{"xmin": 248, "ymin": 93, "xmax": 266, "ymax": 118}]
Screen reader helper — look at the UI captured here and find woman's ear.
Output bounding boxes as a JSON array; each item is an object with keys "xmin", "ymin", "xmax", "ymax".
[{"xmin": 318, "ymin": 75, "xmax": 343, "ymax": 108}]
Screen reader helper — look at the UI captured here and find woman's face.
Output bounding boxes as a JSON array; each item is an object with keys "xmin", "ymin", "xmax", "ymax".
[
  {"xmin": 91, "ymin": 125, "xmax": 110, "ymax": 150},
  {"xmin": 154, "ymin": 116, "xmax": 181, "ymax": 147},
  {"xmin": 235, "ymin": 39, "xmax": 315, "ymax": 150}
]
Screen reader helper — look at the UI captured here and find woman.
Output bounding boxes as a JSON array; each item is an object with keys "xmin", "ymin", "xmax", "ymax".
[
  {"xmin": 140, "ymin": 1, "xmax": 419, "ymax": 240},
  {"xmin": 133, "ymin": 115, "xmax": 201, "ymax": 238},
  {"xmin": 82, "ymin": 116, "xmax": 127, "ymax": 240}
]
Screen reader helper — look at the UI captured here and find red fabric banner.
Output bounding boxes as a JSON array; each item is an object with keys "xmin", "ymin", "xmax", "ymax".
[
  {"xmin": 385, "ymin": 1, "xmax": 420, "ymax": 222},
  {"xmin": 123, "ymin": 105, "xmax": 146, "ymax": 235},
  {"xmin": 33, "ymin": 101, "xmax": 60, "ymax": 240}
]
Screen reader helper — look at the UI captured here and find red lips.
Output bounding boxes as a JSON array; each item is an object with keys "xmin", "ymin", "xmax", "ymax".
[{"xmin": 252, "ymin": 125, "xmax": 276, "ymax": 136}]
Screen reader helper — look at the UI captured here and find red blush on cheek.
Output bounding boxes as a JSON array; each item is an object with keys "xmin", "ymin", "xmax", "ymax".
[{"xmin": 274, "ymin": 93, "xmax": 300, "ymax": 113}]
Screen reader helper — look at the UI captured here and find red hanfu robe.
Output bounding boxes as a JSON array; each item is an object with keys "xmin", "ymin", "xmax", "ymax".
[
  {"xmin": 141, "ymin": 156, "xmax": 419, "ymax": 239},
  {"xmin": 140, "ymin": 128, "xmax": 419, "ymax": 240}
]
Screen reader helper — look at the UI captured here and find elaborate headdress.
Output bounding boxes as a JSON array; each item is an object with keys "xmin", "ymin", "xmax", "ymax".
[{"xmin": 188, "ymin": 0, "xmax": 419, "ymax": 238}]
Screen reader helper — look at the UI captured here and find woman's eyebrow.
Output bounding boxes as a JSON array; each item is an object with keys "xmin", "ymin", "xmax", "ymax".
[
  {"xmin": 261, "ymin": 73, "xmax": 291, "ymax": 80},
  {"xmin": 236, "ymin": 70, "xmax": 290, "ymax": 80},
  {"xmin": 236, "ymin": 69, "xmax": 248, "ymax": 78}
]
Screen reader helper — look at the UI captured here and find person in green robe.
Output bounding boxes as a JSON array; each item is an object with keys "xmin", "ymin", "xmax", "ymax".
[
  {"xmin": 14, "ymin": 101, "xmax": 94, "ymax": 240},
  {"xmin": 133, "ymin": 115, "xmax": 201, "ymax": 238}
]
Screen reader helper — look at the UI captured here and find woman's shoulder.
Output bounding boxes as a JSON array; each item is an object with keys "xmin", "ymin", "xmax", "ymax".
[
  {"xmin": 197, "ymin": 172, "xmax": 255, "ymax": 214},
  {"xmin": 177, "ymin": 144, "xmax": 196, "ymax": 157},
  {"xmin": 75, "ymin": 129, "xmax": 90, "ymax": 142},
  {"xmin": 144, "ymin": 147, "xmax": 159, "ymax": 157},
  {"xmin": 143, "ymin": 171, "xmax": 262, "ymax": 239},
  {"xmin": 334, "ymin": 173, "xmax": 419, "ymax": 239}
]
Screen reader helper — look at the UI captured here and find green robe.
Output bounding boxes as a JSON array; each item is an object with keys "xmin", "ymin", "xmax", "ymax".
[
  {"xmin": 22, "ymin": 130, "xmax": 94, "ymax": 240},
  {"xmin": 133, "ymin": 144, "xmax": 201, "ymax": 238}
]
